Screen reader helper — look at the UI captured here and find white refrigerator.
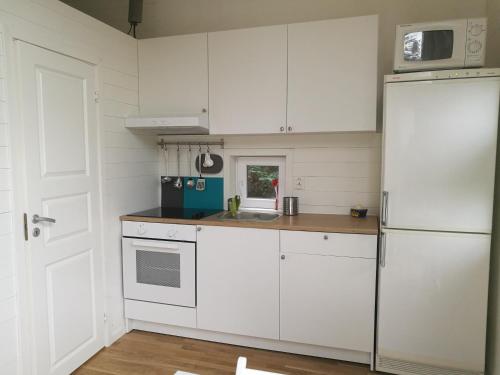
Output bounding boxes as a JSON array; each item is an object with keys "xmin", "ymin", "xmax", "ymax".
[{"xmin": 376, "ymin": 69, "xmax": 500, "ymax": 375}]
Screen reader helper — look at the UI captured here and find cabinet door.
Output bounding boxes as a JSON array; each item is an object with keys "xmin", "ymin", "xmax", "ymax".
[
  {"xmin": 138, "ymin": 33, "xmax": 208, "ymax": 115},
  {"xmin": 377, "ymin": 230, "xmax": 490, "ymax": 373},
  {"xmin": 280, "ymin": 253, "xmax": 376, "ymax": 352},
  {"xmin": 287, "ymin": 15, "xmax": 378, "ymax": 133},
  {"xmin": 197, "ymin": 226, "xmax": 280, "ymax": 339},
  {"xmin": 208, "ymin": 25, "xmax": 287, "ymax": 135}
]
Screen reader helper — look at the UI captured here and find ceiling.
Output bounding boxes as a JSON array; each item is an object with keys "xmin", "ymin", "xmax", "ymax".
[
  {"xmin": 60, "ymin": 0, "xmax": 131, "ymax": 35},
  {"xmin": 60, "ymin": 0, "xmax": 491, "ymax": 40}
]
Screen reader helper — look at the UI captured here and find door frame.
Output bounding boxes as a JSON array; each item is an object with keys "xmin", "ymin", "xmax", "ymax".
[{"xmin": 0, "ymin": 14, "xmax": 108, "ymax": 375}]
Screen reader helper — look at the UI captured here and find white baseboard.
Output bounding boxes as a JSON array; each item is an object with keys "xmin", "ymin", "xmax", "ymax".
[
  {"xmin": 128, "ymin": 319, "xmax": 371, "ymax": 365},
  {"xmin": 106, "ymin": 325, "xmax": 126, "ymax": 347}
]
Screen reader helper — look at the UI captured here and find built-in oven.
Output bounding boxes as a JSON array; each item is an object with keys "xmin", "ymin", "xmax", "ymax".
[{"xmin": 122, "ymin": 221, "xmax": 196, "ymax": 307}]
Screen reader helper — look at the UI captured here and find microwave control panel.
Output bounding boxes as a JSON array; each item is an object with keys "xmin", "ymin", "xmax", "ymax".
[{"xmin": 465, "ymin": 18, "xmax": 487, "ymax": 67}]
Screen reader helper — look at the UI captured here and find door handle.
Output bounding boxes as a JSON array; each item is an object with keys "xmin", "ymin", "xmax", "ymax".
[
  {"xmin": 32, "ymin": 214, "xmax": 56, "ymax": 224},
  {"xmin": 132, "ymin": 240, "xmax": 180, "ymax": 251},
  {"xmin": 381, "ymin": 191, "xmax": 389, "ymax": 226},
  {"xmin": 379, "ymin": 232, "xmax": 386, "ymax": 268}
]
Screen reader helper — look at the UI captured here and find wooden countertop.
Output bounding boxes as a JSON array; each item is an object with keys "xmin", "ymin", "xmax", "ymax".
[{"xmin": 120, "ymin": 212, "xmax": 379, "ymax": 235}]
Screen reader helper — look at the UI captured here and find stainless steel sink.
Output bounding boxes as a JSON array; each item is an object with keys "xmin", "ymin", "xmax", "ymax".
[{"xmin": 214, "ymin": 211, "xmax": 281, "ymax": 222}]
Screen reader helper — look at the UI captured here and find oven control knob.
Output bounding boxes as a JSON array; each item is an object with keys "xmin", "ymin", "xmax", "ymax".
[
  {"xmin": 167, "ymin": 229, "xmax": 177, "ymax": 239},
  {"xmin": 137, "ymin": 224, "xmax": 146, "ymax": 235}
]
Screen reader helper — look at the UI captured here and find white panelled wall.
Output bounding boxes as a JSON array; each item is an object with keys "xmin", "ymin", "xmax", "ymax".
[
  {"xmin": 0, "ymin": 1, "xmax": 159, "ymax": 372},
  {"xmin": 160, "ymin": 133, "xmax": 381, "ymax": 215},
  {"xmin": 100, "ymin": 65, "xmax": 159, "ymax": 343},
  {"xmin": 0, "ymin": 30, "xmax": 18, "ymax": 374}
]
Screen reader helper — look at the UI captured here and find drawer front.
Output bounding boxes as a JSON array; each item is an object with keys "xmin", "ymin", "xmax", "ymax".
[
  {"xmin": 125, "ymin": 299, "xmax": 196, "ymax": 328},
  {"xmin": 280, "ymin": 230, "xmax": 376, "ymax": 258},
  {"xmin": 122, "ymin": 220, "xmax": 196, "ymax": 241}
]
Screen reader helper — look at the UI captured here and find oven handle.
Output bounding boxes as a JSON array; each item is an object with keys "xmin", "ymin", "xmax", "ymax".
[{"xmin": 132, "ymin": 240, "xmax": 180, "ymax": 252}]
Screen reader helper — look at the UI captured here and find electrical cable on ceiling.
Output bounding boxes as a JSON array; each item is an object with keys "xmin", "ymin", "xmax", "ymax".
[{"xmin": 128, "ymin": 0, "xmax": 143, "ymax": 39}]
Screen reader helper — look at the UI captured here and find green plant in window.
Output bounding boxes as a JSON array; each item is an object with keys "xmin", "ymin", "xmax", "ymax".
[{"xmin": 247, "ymin": 165, "xmax": 279, "ymax": 199}]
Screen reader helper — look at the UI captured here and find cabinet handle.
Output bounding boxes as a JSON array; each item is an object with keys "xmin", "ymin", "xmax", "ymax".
[
  {"xmin": 197, "ymin": 226, "xmax": 202, "ymax": 232},
  {"xmin": 323, "ymin": 235, "xmax": 328, "ymax": 240},
  {"xmin": 202, "ymin": 108, "xmax": 207, "ymax": 113},
  {"xmin": 281, "ymin": 255, "xmax": 285, "ymax": 260},
  {"xmin": 379, "ymin": 232, "xmax": 386, "ymax": 268},
  {"xmin": 381, "ymin": 191, "xmax": 389, "ymax": 226},
  {"xmin": 288, "ymin": 126, "xmax": 293, "ymax": 132},
  {"xmin": 280, "ymin": 126, "xmax": 285, "ymax": 132}
]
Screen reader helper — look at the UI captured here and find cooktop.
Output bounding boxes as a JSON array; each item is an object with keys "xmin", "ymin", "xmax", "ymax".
[{"xmin": 129, "ymin": 207, "xmax": 223, "ymax": 220}]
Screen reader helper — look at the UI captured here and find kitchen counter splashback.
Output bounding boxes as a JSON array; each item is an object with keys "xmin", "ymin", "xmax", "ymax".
[{"xmin": 120, "ymin": 213, "xmax": 379, "ymax": 235}]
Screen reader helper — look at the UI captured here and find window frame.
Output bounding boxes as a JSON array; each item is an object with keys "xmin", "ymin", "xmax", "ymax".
[{"xmin": 236, "ymin": 156, "xmax": 285, "ymax": 211}]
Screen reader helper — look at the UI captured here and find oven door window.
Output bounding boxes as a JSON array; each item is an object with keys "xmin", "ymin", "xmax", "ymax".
[
  {"xmin": 136, "ymin": 250, "xmax": 181, "ymax": 288},
  {"xmin": 404, "ymin": 30, "xmax": 454, "ymax": 61}
]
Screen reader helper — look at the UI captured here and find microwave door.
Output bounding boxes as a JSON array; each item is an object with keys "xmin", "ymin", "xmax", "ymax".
[
  {"xmin": 394, "ymin": 21, "xmax": 468, "ymax": 72},
  {"xmin": 403, "ymin": 30, "xmax": 454, "ymax": 62}
]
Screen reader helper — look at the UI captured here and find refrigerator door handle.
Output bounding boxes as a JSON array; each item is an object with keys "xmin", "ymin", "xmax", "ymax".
[
  {"xmin": 381, "ymin": 191, "xmax": 389, "ymax": 226},
  {"xmin": 379, "ymin": 232, "xmax": 387, "ymax": 267}
]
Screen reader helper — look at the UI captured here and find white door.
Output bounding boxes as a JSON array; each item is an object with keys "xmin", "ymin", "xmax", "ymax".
[
  {"xmin": 17, "ymin": 42, "xmax": 104, "ymax": 374},
  {"xmin": 208, "ymin": 25, "xmax": 287, "ymax": 135},
  {"xmin": 280, "ymin": 253, "xmax": 376, "ymax": 352},
  {"xmin": 197, "ymin": 226, "xmax": 280, "ymax": 339},
  {"xmin": 382, "ymin": 77, "xmax": 500, "ymax": 233},
  {"xmin": 138, "ymin": 33, "xmax": 208, "ymax": 115},
  {"xmin": 287, "ymin": 15, "xmax": 378, "ymax": 133},
  {"xmin": 377, "ymin": 229, "xmax": 490, "ymax": 373}
]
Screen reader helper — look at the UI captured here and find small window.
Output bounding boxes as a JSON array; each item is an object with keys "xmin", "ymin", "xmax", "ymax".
[{"xmin": 236, "ymin": 157, "xmax": 285, "ymax": 210}]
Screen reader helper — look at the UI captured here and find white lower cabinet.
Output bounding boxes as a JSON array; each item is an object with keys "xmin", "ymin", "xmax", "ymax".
[
  {"xmin": 192, "ymin": 225, "xmax": 377, "ymax": 355},
  {"xmin": 197, "ymin": 226, "xmax": 280, "ymax": 339},
  {"xmin": 279, "ymin": 231, "xmax": 377, "ymax": 352}
]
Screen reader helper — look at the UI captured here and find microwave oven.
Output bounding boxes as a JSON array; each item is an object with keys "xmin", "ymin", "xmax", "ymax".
[{"xmin": 393, "ymin": 18, "xmax": 487, "ymax": 72}]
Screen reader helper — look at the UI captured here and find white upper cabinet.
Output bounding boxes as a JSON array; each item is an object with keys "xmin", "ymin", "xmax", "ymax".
[
  {"xmin": 136, "ymin": 16, "xmax": 378, "ymax": 134},
  {"xmin": 287, "ymin": 15, "xmax": 378, "ymax": 133},
  {"xmin": 208, "ymin": 25, "xmax": 287, "ymax": 135},
  {"xmin": 138, "ymin": 33, "xmax": 208, "ymax": 115}
]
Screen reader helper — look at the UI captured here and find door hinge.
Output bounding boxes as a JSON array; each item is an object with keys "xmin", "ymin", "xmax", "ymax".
[
  {"xmin": 94, "ymin": 90, "xmax": 100, "ymax": 103},
  {"xmin": 23, "ymin": 213, "xmax": 28, "ymax": 241}
]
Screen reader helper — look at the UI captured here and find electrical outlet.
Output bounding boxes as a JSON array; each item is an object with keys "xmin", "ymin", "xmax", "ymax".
[{"xmin": 294, "ymin": 177, "xmax": 304, "ymax": 190}]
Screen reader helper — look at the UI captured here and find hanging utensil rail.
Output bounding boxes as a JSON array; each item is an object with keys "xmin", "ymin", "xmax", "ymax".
[{"xmin": 158, "ymin": 139, "xmax": 224, "ymax": 149}]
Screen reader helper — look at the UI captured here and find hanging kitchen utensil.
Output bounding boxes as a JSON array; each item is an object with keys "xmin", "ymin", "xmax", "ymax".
[
  {"xmin": 161, "ymin": 145, "xmax": 172, "ymax": 184},
  {"xmin": 203, "ymin": 144, "xmax": 214, "ymax": 168},
  {"xmin": 186, "ymin": 145, "xmax": 195, "ymax": 189},
  {"xmin": 195, "ymin": 153, "xmax": 224, "ymax": 174},
  {"xmin": 174, "ymin": 144, "xmax": 183, "ymax": 189},
  {"xmin": 196, "ymin": 144, "xmax": 206, "ymax": 191}
]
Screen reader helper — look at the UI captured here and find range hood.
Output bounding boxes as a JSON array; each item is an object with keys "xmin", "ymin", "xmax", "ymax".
[{"xmin": 125, "ymin": 113, "xmax": 209, "ymax": 135}]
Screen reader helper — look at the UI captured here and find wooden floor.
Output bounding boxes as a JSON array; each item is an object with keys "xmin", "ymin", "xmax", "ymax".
[{"xmin": 74, "ymin": 331, "xmax": 373, "ymax": 375}]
